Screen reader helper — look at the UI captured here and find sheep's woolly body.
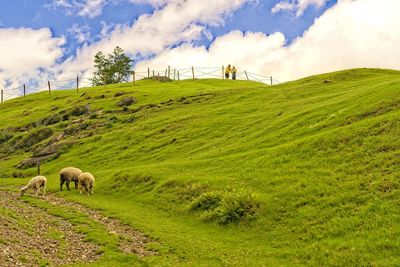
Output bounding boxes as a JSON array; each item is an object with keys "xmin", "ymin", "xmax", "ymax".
[
  {"xmin": 20, "ymin": 176, "xmax": 47, "ymax": 197},
  {"xmin": 78, "ymin": 172, "xmax": 95, "ymax": 195},
  {"xmin": 60, "ymin": 167, "xmax": 82, "ymax": 191}
]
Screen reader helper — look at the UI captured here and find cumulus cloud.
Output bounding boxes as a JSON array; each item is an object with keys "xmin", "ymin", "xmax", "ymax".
[
  {"xmin": 0, "ymin": 28, "xmax": 65, "ymax": 90},
  {"xmin": 138, "ymin": 0, "xmax": 400, "ymax": 82},
  {"xmin": 2, "ymin": 0, "xmax": 399, "ymax": 100},
  {"xmin": 54, "ymin": 0, "xmax": 255, "ymax": 81},
  {"xmin": 0, "ymin": 28, "xmax": 64, "ymax": 73},
  {"xmin": 272, "ymin": 0, "xmax": 329, "ymax": 17}
]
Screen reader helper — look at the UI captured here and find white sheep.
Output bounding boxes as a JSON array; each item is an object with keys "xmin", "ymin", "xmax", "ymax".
[
  {"xmin": 78, "ymin": 172, "xmax": 95, "ymax": 195},
  {"xmin": 59, "ymin": 167, "xmax": 82, "ymax": 191},
  {"xmin": 20, "ymin": 176, "xmax": 47, "ymax": 197}
]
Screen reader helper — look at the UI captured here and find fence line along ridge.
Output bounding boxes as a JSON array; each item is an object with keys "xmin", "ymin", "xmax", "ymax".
[{"xmin": 1, "ymin": 66, "xmax": 279, "ymax": 103}]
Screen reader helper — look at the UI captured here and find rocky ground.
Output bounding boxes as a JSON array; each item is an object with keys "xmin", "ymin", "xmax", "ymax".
[{"xmin": 0, "ymin": 190, "xmax": 155, "ymax": 266}]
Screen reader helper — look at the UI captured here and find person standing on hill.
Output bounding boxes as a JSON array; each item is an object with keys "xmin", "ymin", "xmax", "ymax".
[
  {"xmin": 225, "ymin": 65, "xmax": 232, "ymax": 79},
  {"xmin": 232, "ymin": 66, "xmax": 237, "ymax": 80}
]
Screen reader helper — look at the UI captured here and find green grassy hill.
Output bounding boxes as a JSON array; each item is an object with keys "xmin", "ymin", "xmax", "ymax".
[{"xmin": 1, "ymin": 68, "xmax": 400, "ymax": 266}]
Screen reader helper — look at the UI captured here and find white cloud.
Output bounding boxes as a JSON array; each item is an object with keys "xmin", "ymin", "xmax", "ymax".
[
  {"xmin": 54, "ymin": 0, "xmax": 255, "ymax": 81},
  {"xmin": 129, "ymin": 0, "xmax": 168, "ymax": 8},
  {"xmin": 137, "ymin": 0, "xmax": 400, "ymax": 82},
  {"xmin": 48, "ymin": 0, "xmax": 116, "ymax": 18},
  {"xmin": 0, "ymin": 28, "xmax": 64, "ymax": 84},
  {"xmin": 272, "ymin": 0, "xmax": 329, "ymax": 17},
  {"xmin": 136, "ymin": 31, "xmax": 286, "ymax": 72},
  {"xmin": 3, "ymin": 0, "xmax": 399, "ymax": 100},
  {"xmin": 0, "ymin": 28, "xmax": 64, "ymax": 73},
  {"xmin": 67, "ymin": 24, "xmax": 91, "ymax": 43}
]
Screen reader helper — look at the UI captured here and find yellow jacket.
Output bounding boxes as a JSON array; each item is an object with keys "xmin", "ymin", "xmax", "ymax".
[{"xmin": 225, "ymin": 66, "xmax": 232, "ymax": 74}]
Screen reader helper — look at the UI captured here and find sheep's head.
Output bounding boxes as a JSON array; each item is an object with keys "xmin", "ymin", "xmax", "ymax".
[{"xmin": 20, "ymin": 186, "xmax": 28, "ymax": 196}]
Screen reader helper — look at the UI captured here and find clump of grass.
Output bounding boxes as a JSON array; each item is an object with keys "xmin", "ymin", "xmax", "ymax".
[
  {"xmin": 38, "ymin": 114, "xmax": 61, "ymax": 126},
  {"xmin": 188, "ymin": 191, "xmax": 222, "ymax": 212},
  {"xmin": 70, "ymin": 105, "xmax": 90, "ymax": 117},
  {"xmin": 189, "ymin": 191, "xmax": 262, "ymax": 225},
  {"xmin": 0, "ymin": 130, "xmax": 13, "ymax": 144},
  {"xmin": 117, "ymin": 96, "xmax": 136, "ymax": 107}
]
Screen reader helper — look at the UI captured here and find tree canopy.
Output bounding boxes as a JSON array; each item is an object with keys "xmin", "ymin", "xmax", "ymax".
[{"xmin": 90, "ymin": 46, "xmax": 133, "ymax": 86}]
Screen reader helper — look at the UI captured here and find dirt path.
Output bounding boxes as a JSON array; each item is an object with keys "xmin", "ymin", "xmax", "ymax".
[
  {"xmin": 46, "ymin": 193, "xmax": 155, "ymax": 257},
  {"xmin": 0, "ymin": 190, "xmax": 156, "ymax": 267}
]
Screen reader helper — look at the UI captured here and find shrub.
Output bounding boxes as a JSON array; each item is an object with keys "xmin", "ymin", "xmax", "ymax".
[
  {"xmin": 188, "ymin": 192, "xmax": 222, "ymax": 212},
  {"xmin": 190, "ymin": 191, "xmax": 262, "ymax": 225},
  {"xmin": 212, "ymin": 193, "xmax": 261, "ymax": 225}
]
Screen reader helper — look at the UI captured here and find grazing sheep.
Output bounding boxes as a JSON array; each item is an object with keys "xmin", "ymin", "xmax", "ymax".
[
  {"xmin": 60, "ymin": 167, "xmax": 82, "ymax": 191},
  {"xmin": 78, "ymin": 172, "xmax": 95, "ymax": 195},
  {"xmin": 20, "ymin": 176, "xmax": 47, "ymax": 197}
]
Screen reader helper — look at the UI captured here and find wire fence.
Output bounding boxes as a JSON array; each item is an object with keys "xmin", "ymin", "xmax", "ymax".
[{"xmin": 0, "ymin": 66, "xmax": 279, "ymax": 103}]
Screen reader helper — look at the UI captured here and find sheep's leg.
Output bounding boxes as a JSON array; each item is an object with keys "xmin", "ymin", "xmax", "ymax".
[
  {"xmin": 34, "ymin": 188, "xmax": 39, "ymax": 198},
  {"xmin": 66, "ymin": 181, "xmax": 71, "ymax": 191},
  {"xmin": 85, "ymin": 184, "xmax": 90, "ymax": 195},
  {"xmin": 89, "ymin": 183, "xmax": 94, "ymax": 195},
  {"xmin": 42, "ymin": 185, "xmax": 46, "ymax": 197},
  {"xmin": 60, "ymin": 178, "xmax": 65, "ymax": 191},
  {"xmin": 74, "ymin": 180, "xmax": 78, "ymax": 190},
  {"xmin": 78, "ymin": 181, "xmax": 83, "ymax": 195}
]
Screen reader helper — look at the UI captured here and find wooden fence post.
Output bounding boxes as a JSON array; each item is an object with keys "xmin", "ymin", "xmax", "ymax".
[
  {"xmin": 245, "ymin": 71, "xmax": 249, "ymax": 80},
  {"xmin": 192, "ymin": 66, "xmax": 195, "ymax": 80},
  {"xmin": 132, "ymin": 71, "xmax": 136, "ymax": 85},
  {"xmin": 37, "ymin": 161, "xmax": 40, "ymax": 175},
  {"xmin": 148, "ymin": 67, "xmax": 150, "ymax": 79},
  {"xmin": 48, "ymin": 81, "xmax": 51, "ymax": 94},
  {"xmin": 168, "ymin": 66, "xmax": 171, "ymax": 79},
  {"xmin": 153, "ymin": 70, "xmax": 155, "ymax": 77},
  {"xmin": 222, "ymin": 66, "xmax": 225, "ymax": 79},
  {"xmin": 178, "ymin": 71, "xmax": 180, "ymax": 81},
  {"xmin": 23, "ymin": 84, "xmax": 26, "ymax": 97},
  {"xmin": 1, "ymin": 89, "xmax": 3, "ymax": 103},
  {"xmin": 173, "ymin": 68, "xmax": 176, "ymax": 80},
  {"xmin": 164, "ymin": 69, "xmax": 167, "ymax": 77},
  {"xmin": 76, "ymin": 76, "xmax": 79, "ymax": 92},
  {"xmin": 270, "ymin": 76, "xmax": 273, "ymax": 86}
]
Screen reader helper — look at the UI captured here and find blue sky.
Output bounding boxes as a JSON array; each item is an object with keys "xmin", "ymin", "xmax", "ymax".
[
  {"xmin": 0, "ymin": 0, "xmax": 398, "ymax": 94},
  {"xmin": 0, "ymin": 0, "xmax": 336, "ymax": 62}
]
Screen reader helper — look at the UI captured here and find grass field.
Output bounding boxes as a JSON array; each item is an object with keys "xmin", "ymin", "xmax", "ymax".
[{"xmin": 1, "ymin": 68, "xmax": 400, "ymax": 266}]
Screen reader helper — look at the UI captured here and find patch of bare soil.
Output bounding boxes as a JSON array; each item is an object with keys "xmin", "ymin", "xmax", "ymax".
[
  {"xmin": 0, "ymin": 191, "xmax": 100, "ymax": 267},
  {"xmin": 0, "ymin": 190, "xmax": 156, "ymax": 267},
  {"xmin": 46, "ymin": 194, "xmax": 156, "ymax": 257}
]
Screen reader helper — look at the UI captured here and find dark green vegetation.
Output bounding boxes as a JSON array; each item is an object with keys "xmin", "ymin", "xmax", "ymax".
[
  {"xmin": 1, "ymin": 68, "xmax": 400, "ymax": 265},
  {"xmin": 91, "ymin": 46, "xmax": 133, "ymax": 86}
]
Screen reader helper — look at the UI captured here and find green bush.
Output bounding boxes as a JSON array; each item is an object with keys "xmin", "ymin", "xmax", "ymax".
[
  {"xmin": 190, "ymin": 191, "xmax": 262, "ymax": 225},
  {"xmin": 188, "ymin": 192, "xmax": 222, "ymax": 212},
  {"xmin": 213, "ymin": 193, "xmax": 261, "ymax": 225}
]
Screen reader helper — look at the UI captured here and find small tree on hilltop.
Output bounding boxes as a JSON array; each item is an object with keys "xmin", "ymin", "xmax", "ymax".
[{"xmin": 90, "ymin": 46, "xmax": 133, "ymax": 86}]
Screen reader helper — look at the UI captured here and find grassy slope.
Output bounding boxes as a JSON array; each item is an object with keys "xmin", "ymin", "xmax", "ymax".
[{"xmin": 1, "ymin": 68, "xmax": 400, "ymax": 265}]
